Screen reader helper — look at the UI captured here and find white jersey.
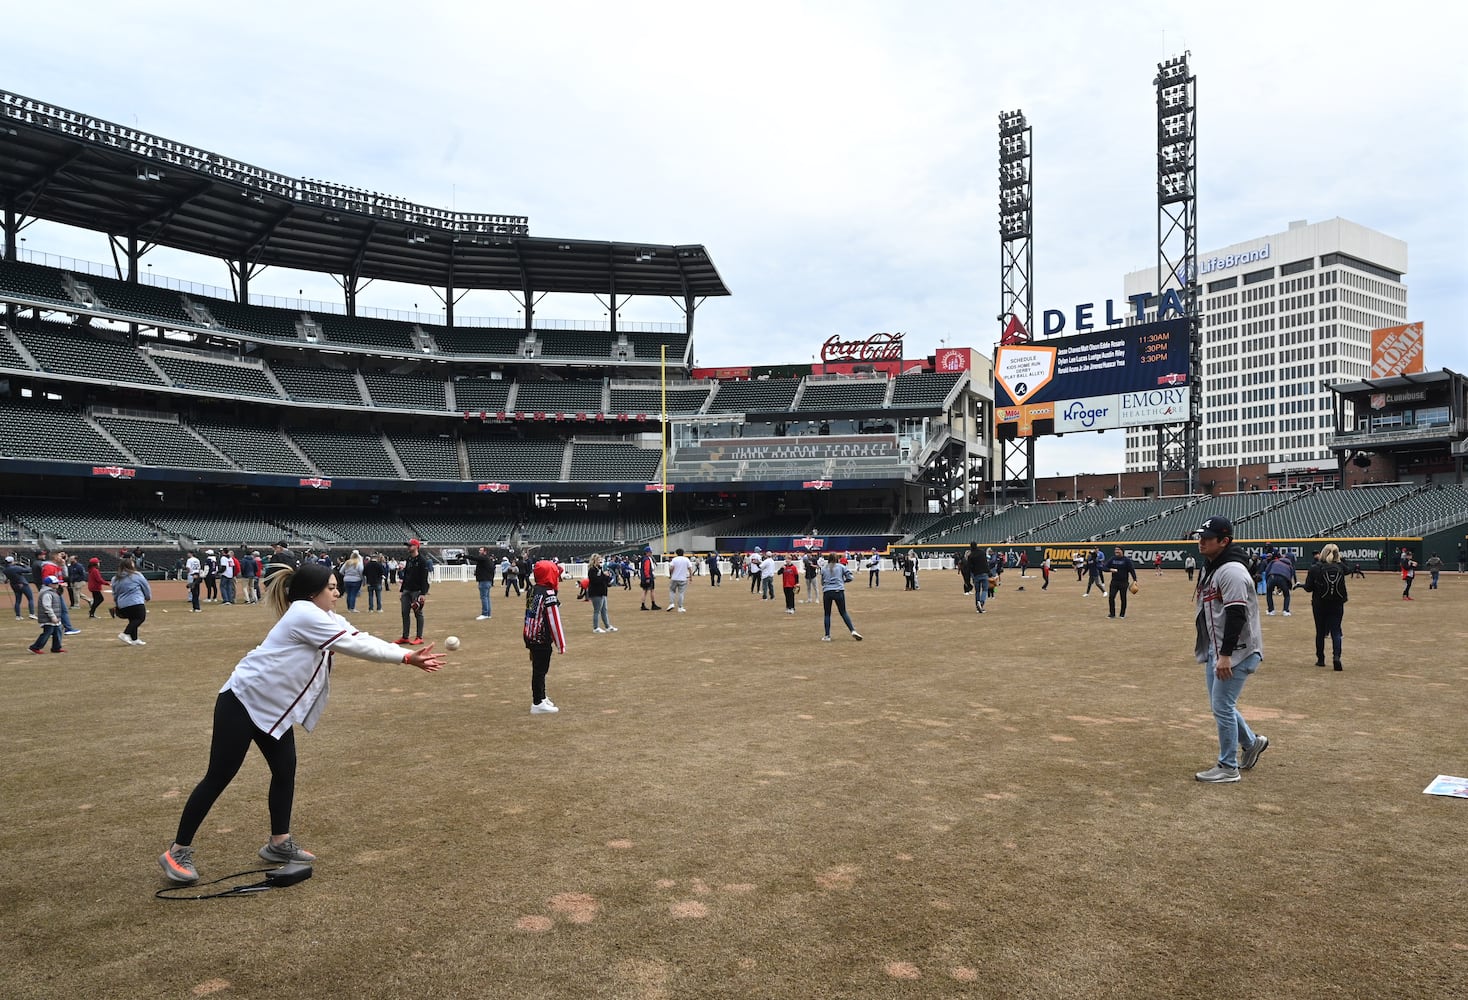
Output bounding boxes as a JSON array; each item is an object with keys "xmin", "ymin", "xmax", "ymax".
[
  {"xmin": 224, "ymin": 601, "xmax": 408, "ymax": 738},
  {"xmin": 668, "ymin": 555, "xmax": 692, "ymax": 582}
]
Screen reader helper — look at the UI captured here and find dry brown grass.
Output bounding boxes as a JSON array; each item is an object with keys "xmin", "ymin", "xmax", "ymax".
[{"xmin": 2, "ymin": 570, "xmax": 1465, "ymax": 999}]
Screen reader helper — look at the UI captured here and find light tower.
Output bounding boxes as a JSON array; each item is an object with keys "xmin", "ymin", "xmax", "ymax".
[
  {"xmin": 996, "ymin": 109, "xmax": 1034, "ymax": 504},
  {"xmin": 1155, "ymin": 53, "xmax": 1199, "ymax": 495}
]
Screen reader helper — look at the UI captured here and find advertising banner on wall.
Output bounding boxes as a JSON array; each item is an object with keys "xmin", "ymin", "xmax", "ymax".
[
  {"xmin": 994, "ymin": 317, "xmax": 1189, "ymax": 437},
  {"xmin": 1053, "ymin": 395, "xmax": 1123, "ymax": 433},
  {"xmin": 1369, "ymin": 322, "xmax": 1425, "ymax": 378}
]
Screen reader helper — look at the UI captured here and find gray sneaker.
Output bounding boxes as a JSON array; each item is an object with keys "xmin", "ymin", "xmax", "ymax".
[
  {"xmin": 1240, "ymin": 735, "xmax": 1270, "ymax": 770},
  {"xmin": 1195, "ymin": 765, "xmax": 1241, "ymax": 783},
  {"xmin": 159, "ymin": 844, "xmax": 199, "ymax": 883},
  {"xmin": 259, "ymin": 836, "xmax": 316, "ymax": 864}
]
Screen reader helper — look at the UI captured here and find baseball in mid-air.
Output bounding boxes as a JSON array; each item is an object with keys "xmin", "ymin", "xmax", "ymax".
[{"xmin": 444, "ymin": 636, "xmax": 461, "ymax": 651}]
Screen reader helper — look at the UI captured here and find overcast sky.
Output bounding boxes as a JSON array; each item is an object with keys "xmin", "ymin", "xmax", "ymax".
[{"xmin": 9, "ymin": 0, "xmax": 1465, "ymax": 474}]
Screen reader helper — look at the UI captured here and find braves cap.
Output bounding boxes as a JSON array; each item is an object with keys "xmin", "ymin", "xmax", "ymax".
[
  {"xmin": 1197, "ymin": 516, "xmax": 1233, "ymax": 539},
  {"xmin": 43, "ymin": 574, "xmax": 60, "ymax": 585},
  {"xmin": 407, "ymin": 538, "xmax": 421, "ymax": 547}
]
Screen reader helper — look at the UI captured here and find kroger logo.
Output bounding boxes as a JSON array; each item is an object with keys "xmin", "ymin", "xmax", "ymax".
[{"xmin": 1063, "ymin": 400, "xmax": 1110, "ymax": 428}]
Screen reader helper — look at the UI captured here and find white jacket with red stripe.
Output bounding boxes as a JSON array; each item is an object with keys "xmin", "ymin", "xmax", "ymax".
[{"xmin": 223, "ymin": 600, "xmax": 409, "ymax": 739}]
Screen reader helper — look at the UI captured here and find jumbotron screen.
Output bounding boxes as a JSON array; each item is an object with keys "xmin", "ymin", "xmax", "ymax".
[{"xmin": 993, "ymin": 317, "xmax": 1190, "ymax": 438}]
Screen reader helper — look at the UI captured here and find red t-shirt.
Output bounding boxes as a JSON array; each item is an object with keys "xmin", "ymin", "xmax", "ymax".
[{"xmin": 780, "ymin": 564, "xmax": 800, "ymax": 588}]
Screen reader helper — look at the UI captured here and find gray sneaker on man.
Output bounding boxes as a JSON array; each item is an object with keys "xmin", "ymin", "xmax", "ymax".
[
  {"xmin": 1195, "ymin": 765, "xmax": 1241, "ymax": 783},
  {"xmin": 1240, "ymin": 734, "xmax": 1270, "ymax": 770}
]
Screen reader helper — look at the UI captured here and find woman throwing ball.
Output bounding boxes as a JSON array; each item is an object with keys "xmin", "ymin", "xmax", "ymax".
[{"xmin": 159, "ymin": 562, "xmax": 443, "ymax": 884}]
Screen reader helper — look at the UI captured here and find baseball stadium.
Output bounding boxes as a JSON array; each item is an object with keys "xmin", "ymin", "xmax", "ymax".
[{"xmin": 2, "ymin": 86, "xmax": 1466, "ymax": 1000}]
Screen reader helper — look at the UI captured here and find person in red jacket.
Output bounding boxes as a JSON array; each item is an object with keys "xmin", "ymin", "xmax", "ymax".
[
  {"xmin": 86, "ymin": 558, "xmax": 107, "ymax": 618},
  {"xmin": 779, "ymin": 555, "xmax": 800, "ymax": 614}
]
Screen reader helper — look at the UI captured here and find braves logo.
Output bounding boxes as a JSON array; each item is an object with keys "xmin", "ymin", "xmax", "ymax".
[
  {"xmin": 802, "ymin": 480, "xmax": 833, "ymax": 491},
  {"xmin": 477, "ymin": 483, "xmax": 509, "ymax": 493},
  {"xmin": 1156, "ymin": 372, "xmax": 1187, "ymax": 386},
  {"xmin": 299, "ymin": 477, "xmax": 332, "ymax": 489},
  {"xmin": 91, "ymin": 465, "xmax": 136, "ymax": 479},
  {"xmin": 793, "ymin": 537, "xmax": 824, "ymax": 549}
]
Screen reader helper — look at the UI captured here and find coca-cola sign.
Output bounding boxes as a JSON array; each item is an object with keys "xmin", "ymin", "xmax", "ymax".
[{"xmin": 820, "ymin": 332, "xmax": 904, "ymax": 364}]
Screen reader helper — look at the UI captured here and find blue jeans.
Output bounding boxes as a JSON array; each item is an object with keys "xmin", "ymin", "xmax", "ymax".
[
  {"xmin": 220, "ymin": 578, "xmax": 236, "ymax": 604},
  {"xmin": 13, "ymin": 583, "xmax": 36, "ymax": 616},
  {"xmin": 1264, "ymin": 577, "xmax": 1291, "ymax": 613},
  {"xmin": 367, "ymin": 584, "xmax": 382, "ymax": 611},
  {"xmin": 1205, "ymin": 649, "xmax": 1260, "ymax": 769},
  {"xmin": 344, "ymin": 581, "xmax": 362, "ymax": 610},
  {"xmin": 477, "ymin": 581, "xmax": 493, "ymax": 617},
  {"xmin": 973, "ymin": 574, "xmax": 989, "ymax": 608},
  {"xmin": 591, "ymin": 595, "xmax": 610, "ymax": 629}
]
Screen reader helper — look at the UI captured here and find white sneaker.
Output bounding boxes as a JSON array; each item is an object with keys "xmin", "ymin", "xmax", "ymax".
[
  {"xmin": 677, "ymin": 607, "xmax": 686, "ymax": 613},
  {"xmin": 132, "ymin": 639, "xmax": 146, "ymax": 645},
  {"xmin": 531, "ymin": 700, "xmax": 559, "ymax": 714},
  {"xmin": 1282, "ymin": 611, "xmax": 1292, "ymax": 617},
  {"xmin": 117, "ymin": 632, "xmax": 134, "ymax": 645},
  {"xmin": 1266, "ymin": 611, "xmax": 1276, "ymax": 616},
  {"xmin": 607, "ymin": 626, "xmax": 618, "ymax": 632},
  {"xmin": 475, "ymin": 615, "xmax": 489, "ymax": 621},
  {"xmin": 850, "ymin": 631, "xmax": 863, "ymax": 641},
  {"xmin": 821, "ymin": 635, "xmax": 832, "ymax": 642},
  {"xmin": 593, "ymin": 627, "xmax": 606, "ymax": 633}
]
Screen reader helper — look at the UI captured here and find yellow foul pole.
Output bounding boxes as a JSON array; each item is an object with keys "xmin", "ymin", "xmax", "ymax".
[{"xmin": 660, "ymin": 345, "xmax": 668, "ymax": 555}]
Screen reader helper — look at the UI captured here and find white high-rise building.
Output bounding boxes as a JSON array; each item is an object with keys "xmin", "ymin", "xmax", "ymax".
[{"xmin": 1121, "ymin": 218, "xmax": 1408, "ymax": 473}]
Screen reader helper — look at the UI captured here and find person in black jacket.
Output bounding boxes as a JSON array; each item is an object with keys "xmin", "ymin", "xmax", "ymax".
[
  {"xmin": 1300, "ymin": 542, "xmax": 1349, "ymax": 670},
  {"xmin": 471, "ymin": 546, "xmax": 496, "ymax": 620},
  {"xmin": 397, "ymin": 539, "xmax": 431, "ymax": 645},
  {"xmin": 1104, "ymin": 546, "xmax": 1138, "ymax": 619},
  {"xmin": 962, "ymin": 543, "xmax": 990, "ymax": 614},
  {"xmin": 363, "ymin": 551, "xmax": 386, "ymax": 613}
]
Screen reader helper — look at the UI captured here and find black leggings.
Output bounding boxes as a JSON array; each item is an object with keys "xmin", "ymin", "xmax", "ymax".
[
  {"xmin": 175, "ymin": 689, "xmax": 297, "ymax": 846},
  {"xmin": 529, "ymin": 646, "xmax": 552, "ymax": 704},
  {"xmin": 119, "ymin": 604, "xmax": 146, "ymax": 640},
  {"xmin": 89, "ymin": 591, "xmax": 104, "ymax": 616}
]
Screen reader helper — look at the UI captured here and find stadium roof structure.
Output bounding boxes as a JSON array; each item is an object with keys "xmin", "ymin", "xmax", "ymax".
[
  {"xmin": 0, "ymin": 90, "xmax": 729, "ymax": 304},
  {"xmin": 1329, "ymin": 369, "xmax": 1457, "ymax": 396}
]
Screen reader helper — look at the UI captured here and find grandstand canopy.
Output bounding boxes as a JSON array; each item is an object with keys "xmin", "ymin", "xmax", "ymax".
[
  {"xmin": 1330, "ymin": 370, "xmax": 1455, "ymax": 396},
  {"xmin": 0, "ymin": 90, "xmax": 729, "ymax": 299}
]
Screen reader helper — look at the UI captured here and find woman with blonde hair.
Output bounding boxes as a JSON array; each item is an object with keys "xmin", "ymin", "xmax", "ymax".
[
  {"xmin": 340, "ymin": 549, "xmax": 365, "ymax": 612},
  {"xmin": 158, "ymin": 561, "xmax": 443, "ymax": 885},
  {"xmin": 1301, "ymin": 543, "xmax": 1349, "ymax": 670}
]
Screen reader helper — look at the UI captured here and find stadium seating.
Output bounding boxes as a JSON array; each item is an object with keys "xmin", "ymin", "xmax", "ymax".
[
  {"xmin": 1348, "ymin": 484, "xmax": 1468, "ymax": 537},
  {"xmin": 537, "ymin": 330, "xmax": 615, "ymax": 359},
  {"xmin": 77, "ymin": 272, "xmax": 194, "ymax": 325},
  {"xmin": 147, "ymin": 513, "xmax": 288, "ymax": 546},
  {"xmin": 513, "ymin": 380, "xmax": 605, "ymax": 414},
  {"xmin": 608, "ymin": 384, "xmax": 713, "ymax": 415},
  {"xmin": 362, "ymin": 371, "xmax": 450, "ymax": 411},
  {"xmin": 807, "ymin": 513, "xmax": 897, "ymax": 537},
  {"xmin": 740, "ymin": 513, "xmax": 816, "ymax": 537},
  {"xmin": 894, "ymin": 512, "xmax": 948, "ymax": 538},
  {"xmin": 272, "ymin": 362, "xmax": 366, "ymax": 405},
  {"xmin": 796, "ymin": 379, "xmax": 890, "ymax": 411},
  {"xmin": 193, "ymin": 295, "xmax": 302, "ymax": 341},
  {"xmin": 1027, "ymin": 499, "xmax": 1178, "ymax": 542},
  {"xmin": 890, "ymin": 371, "xmax": 963, "ymax": 409},
  {"xmin": 401, "ymin": 512, "xmax": 519, "ymax": 546},
  {"xmin": 464, "ymin": 436, "xmax": 566, "ymax": 480},
  {"xmin": 624, "ymin": 331, "xmax": 692, "ymax": 362},
  {"xmin": 620, "ymin": 511, "xmax": 696, "ymax": 543},
  {"xmin": 287, "ymin": 428, "xmax": 401, "ymax": 478},
  {"xmin": 315, "ymin": 313, "xmax": 418, "ymax": 352},
  {"xmin": 0, "ymin": 400, "xmax": 131, "ymax": 465},
  {"xmin": 15, "ymin": 321, "xmax": 167, "ymax": 385},
  {"xmin": 94, "ymin": 415, "xmax": 230, "ymax": 471},
  {"xmin": 276, "ymin": 512, "xmax": 417, "ymax": 546},
  {"xmin": 190, "ymin": 421, "xmax": 315, "ymax": 475},
  {"xmin": 0, "ymin": 330, "xmax": 30, "ymax": 371},
  {"xmin": 384, "ymin": 431, "xmax": 462, "ymax": 480},
  {"xmin": 567, "ymin": 443, "xmax": 663, "ymax": 482},
  {"xmin": 1242, "ymin": 486, "xmax": 1411, "ymax": 540},
  {"xmin": 430, "ymin": 326, "xmax": 523, "ymax": 357},
  {"xmin": 2, "ymin": 502, "xmax": 162, "ymax": 545},
  {"xmin": 0, "ymin": 259, "xmax": 75, "ymax": 303},
  {"xmin": 708, "ymin": 379, "xmax": 800, "ymax": 413},
  {"xmin": 153, "ymin": 351, "xmax": 282, "ymax": 398},
  {"xmin": 453, "ymin": 377, "xmax": 513, "ymax": 412},
  {"xmin": 521, "ymin": 512, "xmax": 618, "ymax": 544}
]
